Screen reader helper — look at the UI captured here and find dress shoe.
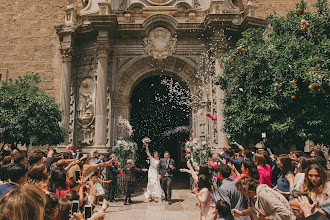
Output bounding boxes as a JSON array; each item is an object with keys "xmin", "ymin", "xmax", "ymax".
[
  {"xmin": 128, "ymin": 199, "xmax": 133, "ymax": 204},
  {"xmin": 164, "ymin": 198, "xmax": 168, "ymax": 201},
  {"xmin": 168, "ymin": 200, "xmax": 172, "ymax": 205}
]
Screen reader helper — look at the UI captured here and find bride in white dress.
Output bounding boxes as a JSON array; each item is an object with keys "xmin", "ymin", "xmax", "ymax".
[{"xmin": 144, "ymin": 142, "xmax": 163, "ymax": 202}]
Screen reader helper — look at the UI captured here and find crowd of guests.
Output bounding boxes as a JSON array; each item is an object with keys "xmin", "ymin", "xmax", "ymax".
[
  {"xmin": 181, "ymin": 147, "xmax": 330, "ymax": 220},
  {"xmin": 0, "ymin": 145, "xmax": 119, "ymax": 220},
  {"xmin": 1, "ymin": 143, "xmax": 330, "ymax": 220}
]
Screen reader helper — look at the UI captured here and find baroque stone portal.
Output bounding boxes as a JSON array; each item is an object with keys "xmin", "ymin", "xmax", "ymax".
[
  {"xmin": 55, "ymin": 0, "xmax": 266, "ymax": 153},
  {"xmin": 144, "ymin": 27, "xmax": 177, "ymax": 61}
]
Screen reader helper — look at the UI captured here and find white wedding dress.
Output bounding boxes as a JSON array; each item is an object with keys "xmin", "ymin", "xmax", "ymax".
[{"xmin": 145, "ymin": 151, "xmax": 163, "ymax": 199}]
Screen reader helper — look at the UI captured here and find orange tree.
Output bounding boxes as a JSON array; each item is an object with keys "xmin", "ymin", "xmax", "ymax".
[
  {"xmin": 216, "ymin": 0, "xmax": 330, "ymax": 149},
  {"xmin": 0, "ymin": 74, "xmax": 66, "ymax": 148}
]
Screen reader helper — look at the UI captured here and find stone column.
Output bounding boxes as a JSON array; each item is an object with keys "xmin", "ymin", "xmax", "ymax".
[
  {"xmin": 60, "ymin": 47, "xmax": 73, "ymax": 145},
  {"xmin": 94, "ymin": 30, "xmax": 110, "ymax": 148},
  {"xmin": 213, "ymin": 29, "xmax": 229, "ymax": 149},
  {"xmin": 214, "ymin": 57, "xmax": 229, "ymax": 148}
]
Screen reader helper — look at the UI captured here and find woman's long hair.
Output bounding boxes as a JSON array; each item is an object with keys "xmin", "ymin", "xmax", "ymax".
[
  {"xmin": 48, "ymin": 166, "xmax": 68, "ymax": 193},
  {"xmin": 198, "ymin": 174, "xmax": 212, "ymax": 191},
  {"xmin": 242, "ymin": 160, "xmax": 259, "ymax": 181},
  {"xmin": 302, "ymin": 163, "xmax": 328, "ymax": 200},
  {"xmin": 253, "ymin": 153, "xmax": 265, "ymax": 166},
  {"xmin": 278, "ymin": 155, "xmax": 293, "ymax": 181},
  {"xmin": 27, "ymin": 164, "xmax": 49, "ymax": 185}
]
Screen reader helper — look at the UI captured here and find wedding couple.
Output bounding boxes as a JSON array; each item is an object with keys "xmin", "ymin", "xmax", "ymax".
[{"xmin": 144, "ymin": 142, "xmax": 175, "ymax": 205}]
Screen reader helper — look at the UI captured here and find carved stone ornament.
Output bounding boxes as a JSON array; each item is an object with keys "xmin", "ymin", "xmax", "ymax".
[
  {"xmin": 144, "ymin": 27, "xmax": 177, "ymax": 61},
  {"xmin": 60, "ymin": 47, "xmax": 73, "ymax": 62},
  {"xmin": 145, "ymin": 0, "xmax": 175, "ymax": 6},
  {"xmin": 77, "ymin": 78, "xmax": 95, "ymax": 126}
]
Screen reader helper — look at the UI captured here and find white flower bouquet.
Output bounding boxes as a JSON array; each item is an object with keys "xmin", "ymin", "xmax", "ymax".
[
  {"xmin": 113, "ymin": 139, "xmax": 138, "ymax": 168},
  {"xmin": 184, "ymin": 138, "xmax": 211, "ymax": 165}
]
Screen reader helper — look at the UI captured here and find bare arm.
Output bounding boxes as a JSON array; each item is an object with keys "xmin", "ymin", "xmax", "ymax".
[
  {"xmin": 96, "ymin": 176, "xmax": 111, "ymax": 184},
  {"xmin": 145, "ymin": 143, "xmax": 152, "ymax": 158}
]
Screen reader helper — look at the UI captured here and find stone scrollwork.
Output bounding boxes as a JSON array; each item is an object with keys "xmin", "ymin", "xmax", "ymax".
[
  {"xmin": 81, "ymin": 127, "xmax": 94, "ymax": 145},
  {"xmin": 194, "ymin": 0, "xmax": 201, "ymax": 9},
  {"xmin": 77, "ymin": 78, "xmax": 95, "ymax": 126},
  {"xmin": 144, "ymin": 27, "xmax": 177, "ymax": 61}
]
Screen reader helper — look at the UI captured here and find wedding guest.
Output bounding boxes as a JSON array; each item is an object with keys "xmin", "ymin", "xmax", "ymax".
[
  {"xmin": 274, "ymin": 155, "xmax": 294, "ymax": 199},
  {"xmin": 215, "ymin": 200, "xmax": 234, "ymax": 220},
  {"xmin": 193, "ymin": 174, "xmax": 217, "ymax": 220},
  {"xmin": 234, "ymin": 160, "xmax": 259, "ymax": 181},
  {"xmin": 217, "ymin": 164, "xmax": 249, "ymax": 220},
  {"xmin": 92, "ymin": 168, "xmax": 111, "ymax": 208},
  {"xmin": 289, "ymin": 150, "xmax": 304, "ymax": 168},
  {"xmin": 0, "ymin": 184, "xmax": 46, "ymax": 220},
  {"xmin": 253, "ymin": 153, "xmax": 272, "ymax": 187},
  {"xmin": 123, "ymin": 159, "xmax": 148, "ymax": 205},
  {"xmin": 13, "ymin": 153, "xmax": 28, "ymax": 165},
  {"xmin": 259, "ymin": 150, "xmax": 280, "ymax": 187},
  {"xmin": 29, "ymin": 150, "xmax": 47, "ymax": 166},
  {"xmin": 48, "ymin": 166, "xmax": 70, "ymax": 198},
  {"xmin": 108, "ymin": 153, "xmax": 120, "ymax": 202},
  {"xmin": 299, "ymin": 163, "xmax": 330, "ymax": 216},
  {"xmin": 0, "ymin": 163, "xmax": 28, "ymax": 197},
  {"xmin": 232, "ymin": 176, "xmax": 295, "ymax": 220},
  {"xmin": 55, "ymin": 197, "xmax": 72, "ymax": 220},
  {"xmin": 44, "ymin": 192, "xmax": 59, "ymax": 220},
  {"xmin": 289, "ymin": 191, "xmax": 328, "ymax": 220},
  {"xmin": 221, "ymin": 149, "xmax": 244, "ymax": 173},
  {"xmin": 311, "ymin": 149, "xmax": 326, "ymax": 162},
  {"xmin": 27, "ymin": 164, "xmax": 49, "ymax": 189}
]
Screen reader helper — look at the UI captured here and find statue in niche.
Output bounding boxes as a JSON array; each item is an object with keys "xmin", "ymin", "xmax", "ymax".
[{"xmin": 77, "ymin": 78, "xmax": 95, "ymax": 125}]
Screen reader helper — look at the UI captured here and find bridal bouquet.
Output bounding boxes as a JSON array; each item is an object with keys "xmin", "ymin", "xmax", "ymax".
[
  {"xmin": 113, "ymin": 140, "xmax": 138, "ymax": 168},
  {"xmin": 142, "ymin": 137, "xmax": 151, "ymax": 144},
  {"xmin": 185, "ymin": 138, "xmax": 211, "ymax": 165}
]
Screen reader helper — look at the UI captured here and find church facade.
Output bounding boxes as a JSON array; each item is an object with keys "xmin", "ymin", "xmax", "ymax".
[
  {"xmin": 55, "ymin": 0, "xmax": 266, "ymax": 153},
  {"xmin": 1, "ymin": 0, "xmax": 317, "ymax": 153}
]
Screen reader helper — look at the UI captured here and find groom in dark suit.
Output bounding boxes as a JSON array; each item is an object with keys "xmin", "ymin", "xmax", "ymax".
[{"xmin": 158, "ymin": 151, "xmax": 175, "ymax": 205}]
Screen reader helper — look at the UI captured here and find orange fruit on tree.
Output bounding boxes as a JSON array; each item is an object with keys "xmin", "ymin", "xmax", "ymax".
[
  {"xmin": 322, "ymin": 90, "xmax": 326, "ymax": 94},
  {"xmin": 291, "ymin": 95, "xmax": 296, "ymax": 99},
  {"xmin": 308, "ymin": 85, "xmax": 313, "ymax": 89}
]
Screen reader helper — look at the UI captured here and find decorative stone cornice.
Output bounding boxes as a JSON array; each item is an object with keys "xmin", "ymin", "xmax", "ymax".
[{"xmin": 60, "ymin": 47, "xmax": 74, "ymax": 62}]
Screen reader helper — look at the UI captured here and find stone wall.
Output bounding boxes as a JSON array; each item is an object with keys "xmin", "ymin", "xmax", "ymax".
[
  {"xmin": 0, "ymin": 0, "xmax": 67, "ymax": 101},
  {"xmin": 0, "ymin": 0, "xmax": 319, "ymax": 102},
  {"xmin": 241, "ymin": 0, "xmax": 318, "ymax": 18}
]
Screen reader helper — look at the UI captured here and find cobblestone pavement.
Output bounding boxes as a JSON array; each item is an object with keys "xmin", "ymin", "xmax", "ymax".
[{"xmin": 99, "ymin": 189, "xmax": 200, "ymax": 220}]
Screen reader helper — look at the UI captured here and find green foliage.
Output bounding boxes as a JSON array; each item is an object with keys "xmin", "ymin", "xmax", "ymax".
[
  {"xmin": 184, "ymin": 138, "xmax": 211, "ymax": 165},
  {"xmin": 216, "ymin": 0, "xmax": 330, "ymax": 149},
  {"xmin": 113, "ymin": 140, "xmax": 138, "ymax": 168},
  {"xmin": 0, "ymin": 74, "xmax": 66, "ymax": 147}
]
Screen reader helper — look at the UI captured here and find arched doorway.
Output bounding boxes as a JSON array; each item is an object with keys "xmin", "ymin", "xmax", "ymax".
[{"xmin": 130, "ymin": 75, "xmax": 191, "ymax": 169}]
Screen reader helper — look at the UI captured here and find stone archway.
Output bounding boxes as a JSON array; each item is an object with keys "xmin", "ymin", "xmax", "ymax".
[{"xmin": 110, "ymin": 55, "xmax": 201, "ymax": 148}]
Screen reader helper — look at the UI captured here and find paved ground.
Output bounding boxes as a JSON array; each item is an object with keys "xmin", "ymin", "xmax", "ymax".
[{"xmin": 100, "ymin": 189, "xmax": 200, "ymax": 220}]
